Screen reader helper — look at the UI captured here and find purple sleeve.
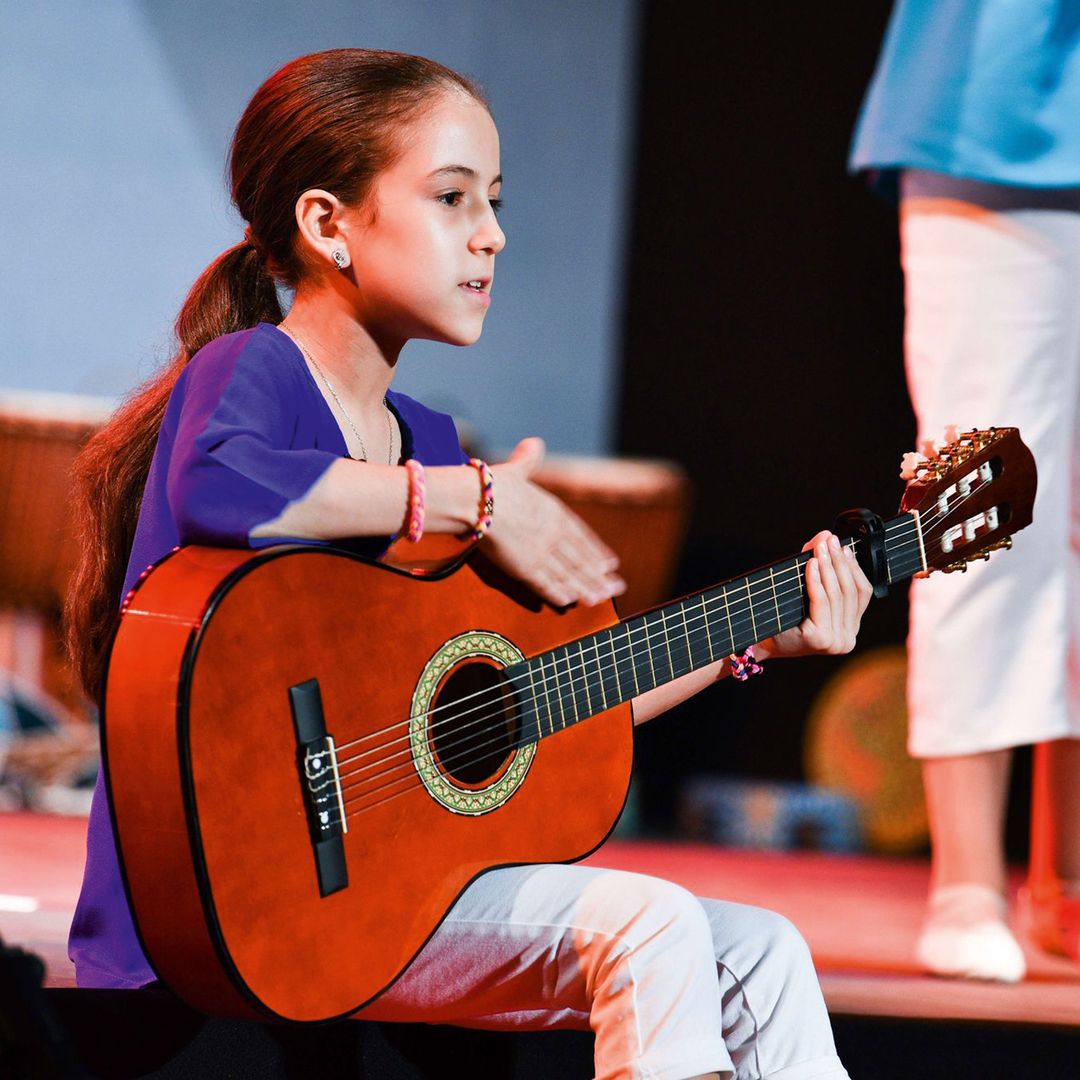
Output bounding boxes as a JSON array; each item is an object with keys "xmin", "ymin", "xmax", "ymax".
[{"xmin": 166, "ymin": 335, "xmax": 340, "ymax": 547}]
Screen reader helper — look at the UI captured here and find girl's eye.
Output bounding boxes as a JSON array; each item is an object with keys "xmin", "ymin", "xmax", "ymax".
[
  {"xmin": 438, "ymin": 191, "xmax": 464, "ymax": 207},
  {"xmin": 489, "ymin": 198, "xmax": 503, "ymax": 216}
]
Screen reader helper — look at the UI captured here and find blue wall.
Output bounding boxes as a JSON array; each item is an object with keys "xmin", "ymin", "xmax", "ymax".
[{"xmin": 0, "ymin": 1, "xmax": 639, "ymax": 453}]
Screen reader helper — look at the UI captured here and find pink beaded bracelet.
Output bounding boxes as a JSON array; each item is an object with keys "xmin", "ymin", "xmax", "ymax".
[
  {"xmin": 728, "ymin": 647, "xmax": 764, "ymax": 682},
  {"xmin": 403, "ymin": 459, "xmax": 426, "ymax": 543},
  {"xmin": 467, "ymin": 457, "xmax": 495, "ymax": 540}
]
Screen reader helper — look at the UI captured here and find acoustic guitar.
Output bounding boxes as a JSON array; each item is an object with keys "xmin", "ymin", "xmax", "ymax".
[{"xmin": 103, "ymin": 426, "xmax": 1035, "ymax": 1022}]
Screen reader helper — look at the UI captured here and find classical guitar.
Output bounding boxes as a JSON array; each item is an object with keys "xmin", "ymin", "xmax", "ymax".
[{"xmin": 104, "ymin": 427, "xmax": 1035, "ymax": 1023}]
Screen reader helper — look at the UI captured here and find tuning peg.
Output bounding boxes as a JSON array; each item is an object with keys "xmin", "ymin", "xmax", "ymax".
[
  {"xmin": 986, "ymin": 537, "xmax": 1013, "ymax": 553},
  {"xmin": 920, "ymin": 438, "xmax": 939, "ymax": 459},
  {"xmin": 967, "ymin": 550, "xmax": 992, "ymax": 563},
  {"xmin": 943, "ymin": 424, "xmax": 959, "ymax": 446},
  {"xmin": 900, "ymin": 451, "xmax": 924, "ymax": 481},
  {"xmin": 942, "ymin": 560, "xmax": 969, "ymax": 574}
]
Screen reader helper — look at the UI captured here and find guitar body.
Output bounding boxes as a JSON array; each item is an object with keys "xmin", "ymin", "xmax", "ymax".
[{"xmin": 104, "ymin": 543, "xmax": 633, "ymax": 1023}]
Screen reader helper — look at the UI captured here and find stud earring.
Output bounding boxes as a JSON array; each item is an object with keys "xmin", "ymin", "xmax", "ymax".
[{"xmin": 331, "ymin": 248, "xmax": 350, "ymax": 270}]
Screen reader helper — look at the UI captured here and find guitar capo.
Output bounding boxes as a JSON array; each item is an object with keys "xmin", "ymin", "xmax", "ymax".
[{"xmin": 834, "ymin": 507, "xmax": 890, "ymax": 599}]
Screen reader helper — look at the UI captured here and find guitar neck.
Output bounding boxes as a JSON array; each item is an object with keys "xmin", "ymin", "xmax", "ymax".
[{"xmin": 505, "ymin": 511, "xmax": 924, "ymax": 743}]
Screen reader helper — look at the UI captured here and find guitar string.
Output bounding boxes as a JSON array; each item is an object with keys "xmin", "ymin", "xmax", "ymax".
[
  {"xmin": 330, "ymin": 503, "xmax": 944, "ymax": 766},
  {"xmin": 325, "ymin": 490, "xmax": 995, "ymax": 822},
  {"xmin": 332, "ymin": 496, "xmax": 994, "ymax": 815},
  {"xmin": 334, "ymin": 569, "xmax": 817, "ymax": 805},
  {"xmin": 332, "ymin": 511, "xmax": 936, "ymax": 781},
  {"xmin": 331, "ymin": 520, "xmax": 941, "ymax": 805},
  {"xmin": 332, "ymin": 487, "xmax": 972, "ymax": 763},
  {"xmin": 335, "ymin": 549, "xmax": 818, "ymax": 770},
  {"xmin": 335, "ymin": 525, "xmax": 901, "ymax": 762},
  {"xmin": 332, "ymin": 489, "xmax": 982, "ymax": 801},
  {"xmin": 330, "ymin": 512, "xmax": 941, "ymax": 795},
  {"xmin": 331, "ymin": 541, "xmax": 852, "ymax": 783},
  {"xmin": 316, "ymin": 487, "xmax": 991, "ymax": 813}
]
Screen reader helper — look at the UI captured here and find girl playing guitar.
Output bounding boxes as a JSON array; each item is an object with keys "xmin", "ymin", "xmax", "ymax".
[{"xmin": 65, "ymin": 49, "xmax": 870, "ymax": 1080}]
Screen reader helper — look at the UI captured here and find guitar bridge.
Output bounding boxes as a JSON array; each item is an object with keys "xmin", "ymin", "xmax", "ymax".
[{"xmin": 289, "ymin": 679, "xmax": 348, "ymax": 897}]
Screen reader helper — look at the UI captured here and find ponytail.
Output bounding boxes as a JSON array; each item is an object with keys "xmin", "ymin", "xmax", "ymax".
[{"xmin": 64, "ymin": 241, "xmax": 282, "ymax": 701}]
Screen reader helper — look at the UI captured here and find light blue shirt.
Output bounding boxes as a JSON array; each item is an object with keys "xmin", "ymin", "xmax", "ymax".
[{"xmin": 851, "ymin": 0, "xmax": 1080, "ymax": 187}]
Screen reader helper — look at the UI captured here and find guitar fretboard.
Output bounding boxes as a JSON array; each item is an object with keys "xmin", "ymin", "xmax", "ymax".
[{"xmin": 505, "ymin": 512, "xmax": 923, "ymax": 744}]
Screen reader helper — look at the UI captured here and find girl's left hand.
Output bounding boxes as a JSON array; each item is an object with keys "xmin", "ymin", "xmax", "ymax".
[{"xmin": 758, "ymin": 530, "xmax": 873, "ymax": 661}]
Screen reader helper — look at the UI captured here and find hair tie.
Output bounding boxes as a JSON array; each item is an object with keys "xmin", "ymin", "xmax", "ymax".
[
  {"xmin": 729, "ymin": 647, "xmax": 764, "ymax": 682},
  {"xmin": 403, "ymin": 459, "xmax": 426, "ymax": 543},
  {"xmin": 242, "ymin": 224, "xmax": 265, "ymax": 259},
  {"xmin": 466, "ymin": 458, "xmax": 494, "ymax": 540}
]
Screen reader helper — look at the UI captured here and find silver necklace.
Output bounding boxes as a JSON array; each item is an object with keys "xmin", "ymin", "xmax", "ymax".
[{"xmin": 286, "ymin": 328, "xmax": 394, "ymax": 464}]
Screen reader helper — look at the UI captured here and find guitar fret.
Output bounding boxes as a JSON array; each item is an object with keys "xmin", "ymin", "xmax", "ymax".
[
  {"xmin": 603, "ymin": 629, "xmax": 623, "ymax": 707},
  {"xmin": 661, "ymin": 610, "xmax": 675, "ymax": 684},
  {"xmin": 753, "ymin": 568, "xmax": 782, "ymax": 641},
  {"xmin": 885, "ymin": 516, "xmax": 923, "ymax": 582},
  {"xmin": 555, "ymin": 648, "xmax": 573, "ymax": 729},
  {"xmin": 539, "ymin": 655, "xmax": 556, "ymax": 736},
  {"xmin": 641, "ymin": 618, "xmax": 658, "ymax": 691},
  {"xmin": 768, "ymin": 567, "xmax": 781, "ymax": 627},
  {"xmin": 777, "ymin": 558, "xmax": 808, "ymax": 631},
  {"xmin": 504, "ymin": 669, "xmax": 531, "ymax": 748},
  {"xmin": 909, "ymin": 511, "xmax": 928, "ymax": 573},
  {"xmin": 720, "ymin": 585, "xmax": 736, "ymax": 657},
  {"xmin": 578, "ymin": 640, "xmax": 593, "ymax": 718},
  {"xmin": 593, "ymin": 636, "xmax": 609, "ymax": 712},
  {"xmin": 533, "ymin": 656, "xmax": 553, "ymax": 737},
  {"xmin": 686, "ymin": 598, "xmax": 712, "ymax": 670},
  {"xmin": 671, "ymin": 607, "xmax": 691, "ymax": 679},
  {"xmin": 744, "ymin": 578, "xmax": 758, "ymax": 644},
  {"xmin": 627, "ymin": 625, "xmax": 642, "ymax": 696},
  {"xmin": 525, "ymin": 664, "xmax": 542, "ymax": 739},
  {"xmin": 563, "ymin": 646, "xmax": 582, "ymax": 727},
  {"xmin": 701, "ymin": 595, "xmax": 715, "ymax": 663},
  {"xmin": 614, "ymin": 625, "xmax": 639, "ymax": 700}
]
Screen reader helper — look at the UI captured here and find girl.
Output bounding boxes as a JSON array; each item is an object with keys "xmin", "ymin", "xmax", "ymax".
[{"xmin": 66, "ymin": 49, "xmax": 869, "ymax": 1080}]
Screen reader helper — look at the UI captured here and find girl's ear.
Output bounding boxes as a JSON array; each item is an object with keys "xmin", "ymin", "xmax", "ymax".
[{"xmin": 294, "ymin": 188, "xmax": 352, "ymax": 272}]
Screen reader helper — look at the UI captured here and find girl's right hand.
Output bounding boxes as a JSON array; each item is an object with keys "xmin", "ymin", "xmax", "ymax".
[{"xmin": 485, "ymin": 438, "xmax": 626, "ymax": 608}]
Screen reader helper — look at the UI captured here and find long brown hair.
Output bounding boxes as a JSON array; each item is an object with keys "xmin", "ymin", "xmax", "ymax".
[{"xmin": 65, "ymin": 49, "xmax": 485, "ymax": 701}]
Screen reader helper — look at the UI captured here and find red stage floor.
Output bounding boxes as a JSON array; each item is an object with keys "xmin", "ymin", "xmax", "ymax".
[{"xmin": 4, "ymin": 812, "xmax": 1079, "ymax": 1025}]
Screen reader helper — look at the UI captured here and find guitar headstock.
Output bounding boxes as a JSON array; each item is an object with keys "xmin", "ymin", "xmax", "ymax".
[{"xmin": 899, "ymin": 427, "xmax": 1036, "ymax": 575}]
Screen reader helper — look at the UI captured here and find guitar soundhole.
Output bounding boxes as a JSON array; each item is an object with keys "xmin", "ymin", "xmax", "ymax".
[{"xmin": 430, "ymin": 661, "xmax": 520, "ymax": 786}]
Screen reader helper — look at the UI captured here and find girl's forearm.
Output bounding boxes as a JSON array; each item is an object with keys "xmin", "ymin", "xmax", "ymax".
[
  {"xmin": 630, "ymin": 639, "xmax": 778, "ymax": 726},
  {"xmin": 250, "ymin": 458, "xmax": 479, "ymax": 540}
]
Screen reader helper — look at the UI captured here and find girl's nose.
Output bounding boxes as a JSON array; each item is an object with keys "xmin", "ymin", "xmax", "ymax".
[{"xmin": 472, "ymin": 213, "xmax": 506, "ymax": 255}]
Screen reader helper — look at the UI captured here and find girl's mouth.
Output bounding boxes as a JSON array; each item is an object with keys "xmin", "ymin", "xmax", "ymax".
[{"xmin": 460, "ymin": 279, "xmax": 491, "ymax": 306}]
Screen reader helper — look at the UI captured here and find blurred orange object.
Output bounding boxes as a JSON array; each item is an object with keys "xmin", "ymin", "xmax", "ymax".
[
  {"xmin": 0, "ymin": 392, "xmax": 112, "ymax": 717},
  {"xmin": 532, "ymin": 455, "xmax": 691, "ymax": 617}
]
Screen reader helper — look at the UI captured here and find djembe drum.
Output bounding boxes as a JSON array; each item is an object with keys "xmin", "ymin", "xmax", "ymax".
[
  {"xmin": 532, "ymin": 455, "xmax": 691, "ymax": 618},
  {"xmin": 0, "ymin": 391, "xmax": 111, "ymax": 715}
]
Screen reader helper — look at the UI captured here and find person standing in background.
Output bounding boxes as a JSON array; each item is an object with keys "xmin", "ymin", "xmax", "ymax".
[{"xmin": 850, "ymin": 0, "xmax": 1080, "ymax": 982}]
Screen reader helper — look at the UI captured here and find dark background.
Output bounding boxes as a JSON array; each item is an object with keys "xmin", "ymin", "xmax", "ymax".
[{"xmin": 614, "ymin": 2, "xmax": 1035, "ymax": 841}]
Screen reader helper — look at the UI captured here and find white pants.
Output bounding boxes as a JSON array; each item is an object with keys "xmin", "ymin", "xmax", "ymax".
[
  {"xmin": 901, "ymin": 181, "xmax": 1080, "ymax": 758},
  {"xmin": 357, "ymin": 863, "xmax": 848, "ymax": 1080}
]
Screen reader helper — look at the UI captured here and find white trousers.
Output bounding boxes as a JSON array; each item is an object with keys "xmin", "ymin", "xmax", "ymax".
[
  {"xmin": 357, "ymin": 863, "xmax": 848, "ymax": 1080},
  {"xmin": 901, "ymin": 189, "xmax": 1080, "ymax": 757}
]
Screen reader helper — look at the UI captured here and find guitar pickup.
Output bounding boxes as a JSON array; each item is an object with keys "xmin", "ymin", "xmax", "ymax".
[{"xmin": 289, "ymin": 679, "xmax": 348, "ymax": 897}]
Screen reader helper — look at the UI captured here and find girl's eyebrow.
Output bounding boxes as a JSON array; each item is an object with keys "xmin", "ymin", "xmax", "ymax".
[{"xmin": 429, "ymin": 165, "xmax": 503, "ymax": 185}]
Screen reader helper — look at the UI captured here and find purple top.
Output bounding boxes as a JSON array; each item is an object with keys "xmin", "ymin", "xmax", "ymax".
[{"xmin": 69, "ymin": 323, "xmax": 467, "ymax": 988}]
